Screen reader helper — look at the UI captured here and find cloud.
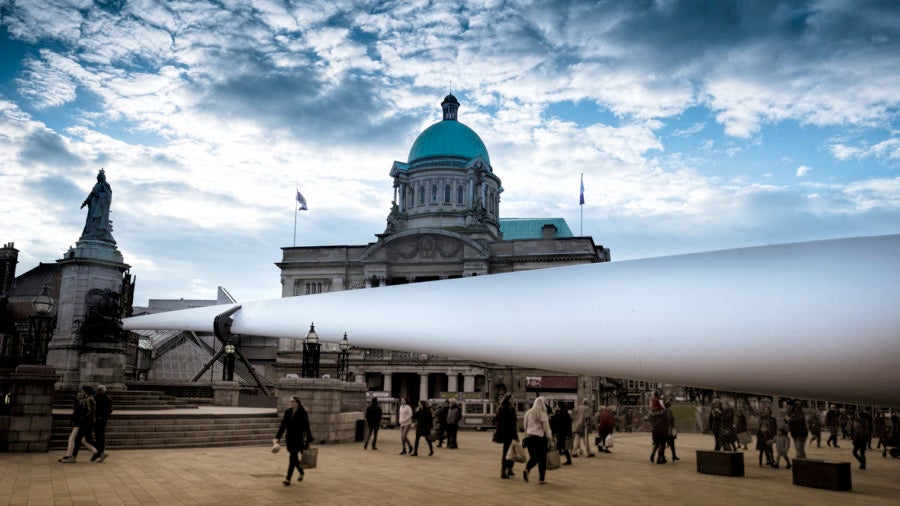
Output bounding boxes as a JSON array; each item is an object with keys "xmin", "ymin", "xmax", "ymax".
[{"xmin": 796, "ymin": 165, "xmax": 811, "ymax": 177}]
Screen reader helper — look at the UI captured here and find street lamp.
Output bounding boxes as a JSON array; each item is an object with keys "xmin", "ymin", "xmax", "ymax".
[
  {"xmin": 27, "ymin": 283, "xmax": 55, "ymax": 364},
  {"xmin": 301, "ymin": 322, "xmax": 321, "ymax": 378},
  {"xmin": 337, "ymin": 332, "xmax": 350, "ymax": 381},
  {"xmin": 223, "ymin": 340, "xmax": 236, "ymax": 381}
]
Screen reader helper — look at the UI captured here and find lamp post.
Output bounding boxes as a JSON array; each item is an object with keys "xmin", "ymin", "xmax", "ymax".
[
  {"xmin": 337, "ymin": 332, "xmax": 350, "ymax": 381},
  {"xmin": 301, "ymin": 323, "xmax": 320, "ymax": 378},
  {"xmin": 223, "ymin": 341, "xmax": 236, "ymax": 381},
  {"xmin": 26, "ymin": 283, "xmax": 55, "ymax": 364}
]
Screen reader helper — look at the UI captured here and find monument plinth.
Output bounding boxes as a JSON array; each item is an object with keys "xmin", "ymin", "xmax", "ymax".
[{"xmin": 45, "ymin": 169, "xmax": 131, "ymax": 391}]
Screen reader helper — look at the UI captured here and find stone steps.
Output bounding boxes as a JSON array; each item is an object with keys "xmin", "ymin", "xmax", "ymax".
[
  {"xmin": 49, "ymin": 413, "xmax": 281, "ymax": 451},
  {"xmin": 53, "ymin": 389, "xmax": 202, "ymax": 411}
]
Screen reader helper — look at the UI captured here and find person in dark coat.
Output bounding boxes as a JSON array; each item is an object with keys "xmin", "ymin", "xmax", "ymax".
[
  {"xmin": 757, "ymin": 406, "xmax": 776, "ymax": 467},
  {"xmin": 708, "ymin": 399, "xmax": 723, "ymax": 450},
  {"xmin": 649, "ymin": 406, "xmax": 670, "ymax": 464},
  {"xmin": 786, "ymin": 402, "xmax": 808, "ymax": 459},
  {"xmin": 852, "ymin": 417, "xmax": 868, "ymax": 469},
  {"xmin": 495, "ymin": 393, "xmax": 519, "ymax": 479},
  {"xmin": 363, "ymin": 397, "xmax": 382, "ymax": 450},
  {"xmin": 434, "ymin": 400, "xmax": 449, "ymax": 447},
  {"xmin": 825, "ymin": 404, "xmax": 840, "ymax": 448},
  {"xmin": 664, "ymin": 407, "xmax": 679, "ymax": 461},
  {"xmin": 92, "ymin": 385, "xmax": 112, "ymax": 462},
  {"xmin": 412, "ymin": 400, "xmax": 434, "ymax": 456},
  {"xmin": 274, "ymin": 396, "xmax": 313, "ymax": 486},
  {"xmin": 59, "ymin": 385, "xmax": 98, "ymax": 463},
  {"xmin": 552, "ymin": 402, "xmax": 573, "ymax": 465},
  {"xmin": 808, "ymin": 408, "xmax": 823, "ymax": 448}
]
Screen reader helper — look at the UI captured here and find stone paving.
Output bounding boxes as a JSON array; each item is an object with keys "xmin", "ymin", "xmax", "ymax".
[{"xmin": 2, "ymin": 429, "xmax": 899, "ymax": 505}]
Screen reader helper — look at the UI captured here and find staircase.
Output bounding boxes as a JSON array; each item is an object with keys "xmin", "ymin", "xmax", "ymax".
[{"xmin": 50, "ymin": 388, "xmax": 280, "ymax": 450}]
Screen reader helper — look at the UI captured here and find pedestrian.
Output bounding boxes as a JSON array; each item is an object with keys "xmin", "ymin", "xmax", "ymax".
[
  {"xmin": 774, "ymin": 428, "xmax": 792, "ymax": 469},
  {"xmin": 665, "ymin": 406, "xmax": 679, "ymax": 462},
  {"xmin": 398, "ymin": 397, "xmax": 413, "ymax": 455},
  {"xmin": 595, "ymin": 406, "xmax": 615, "ymax": 454},
  {"xmin": 411, "ymin": 400, "xmax": 434, "ymax": 456},
  {"xmin": 552, "ymin": 402, "xmax": 573, "ymax": 465},
  {"xmin": 825, "ymin": 404, "xmax": 840, "ymax": 448},
  {"xmin": 786, "ymin": 402, "xmax": 808, "ymax": 459},
  {"xmin": 757, "ymin": 406, "xmax": 776, "ymax": 467},
  {"xmin": 570, "ymin": 398, "xmax": 594, "ymax": 458},
  {"xmin": 363, "ymin": 397, "xmax": 382, "ymax": 450},
  {"xmin": 59, "ymin": 385, "xmax": 98, "ymax": 463},
  {"xmin": 808, "ymin": 408, "xmax": 823, "ymax": 448},
  {"xmin": 446, "ymin": 398, "xmax": 461, "ymax": 449},
  {"xmin": 625, "ymin": 407, "xmax": 634, "ymax": 433},
  {"xmin": 92, "ymin": 384, "xmax": 112, "ymax": 462},
  {"xmin": 434, "ymin": 400, "xmax": 449, "ymax": 448},
  {"xmin": 736, "ymin": 407, "xmax": 749, "ymax": 450},
  {"xmin": 649, "ymin": 404, "xmax": 670, "ymax": 464},
  {"xmin": 522, "ymin": 397, "xmax": 552, "ymax": 484},
  {"xmin": 852, "ymin": 417, "xmax": 868, "ymax": 469},
  {"xmin": 495, "ymin": 393, "xmax": 519, "ymax": 479},
  {"xmin": 708, "ymin": 399, "xmax": 723, "ymax": 450},
  {"xmin": 274, "ymin": 395, "xmax": 313, "ymax": 486},
  {"xmin": 860, "ymin": 408, "xmax": 874, "ymax": 450},
  {"xmin": 719, "ymin": 402, "xmax": 737, "ymax": 451}
]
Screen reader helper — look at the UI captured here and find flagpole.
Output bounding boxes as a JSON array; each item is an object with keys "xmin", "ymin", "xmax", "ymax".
[
  {"xmin": 579, "ymin": 173, "xmax": 584, "ymax": 236},
  {"xmin": 293, "ymin": 190, "xmax": 298, "ymax": 247}
]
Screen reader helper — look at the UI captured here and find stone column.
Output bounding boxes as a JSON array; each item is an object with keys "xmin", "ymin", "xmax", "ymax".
[
  {"xmin": 275, "ymin": 377, "xmax": 366, "ymax": 443},
  {"xmin": 419, "ymin": 374, "xmax": 429, "ymax": 400},
  {"xmin": 383, "ymin": 373, "xmax": 392, "ymax": 395},
  {"xmin": 212, "ymin": 381, "xmax": 241, "ymax": 407},
  {"xmin": 447, "ymin": 372, "xmax": 458, "ymax": 393},
  {"xmin": 463, "ymin": 374, "xmax": 475, "ymax": 393},
  {"xmin": 2, "ymin": 365, "xmax": 58, "ymax": 452}
]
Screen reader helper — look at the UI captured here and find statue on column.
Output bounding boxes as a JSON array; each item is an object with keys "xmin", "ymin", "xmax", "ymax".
[{"xmin": 80, "ymin": 169, "xmax": 116, "ymax": 243}]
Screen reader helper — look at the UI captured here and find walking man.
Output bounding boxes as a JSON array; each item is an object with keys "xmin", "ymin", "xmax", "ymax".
[
  {"xmin": 92, "ymin": 385, "xmax": 112, "ymax": 462},
  {"xmin": 363, "ymin": 398, "xmax": 382, "ymax": 450}
]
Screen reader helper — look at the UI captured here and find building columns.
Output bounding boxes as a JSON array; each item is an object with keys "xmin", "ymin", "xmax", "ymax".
[
  {"xmin": 383, "ymin": 372, "xmax": 392, "ymax": 394},
  {"xmin": 419, "ymin": 374, "xmax": 429, "ymax": 400},
  {"xmin": 463, "ymin": 374, "xmax": 475, "ymax": 393},
  {"xmin": 447, "ymin": 372, "xmax": 458, "ymax": 393}
]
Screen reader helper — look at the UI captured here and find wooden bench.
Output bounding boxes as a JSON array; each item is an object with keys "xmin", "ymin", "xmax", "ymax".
[
  {"xmin": 696, "ymin": 450, "xmax": 744, "ymax": 476},
  {"xmin": 792, "ymin": 458, "xmax": 852, "ymax": 491}
]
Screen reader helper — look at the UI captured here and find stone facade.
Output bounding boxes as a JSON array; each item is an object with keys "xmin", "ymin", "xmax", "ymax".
[
  {"xmin": 1, "ymin": 365, "xmax": 58, "ymax": 452},
  {"xmin": 275, "ymin": 96, "xmax": 612, "ymax": 406},
  {"xmin": 276, "ymin": 377, "xmax": 366, "ymax": 444}
]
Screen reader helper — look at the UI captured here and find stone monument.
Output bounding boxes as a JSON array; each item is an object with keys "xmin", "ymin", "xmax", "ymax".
[{"xmin": 46, "ymin": 169, "xmax": 131, "ymax": 390}]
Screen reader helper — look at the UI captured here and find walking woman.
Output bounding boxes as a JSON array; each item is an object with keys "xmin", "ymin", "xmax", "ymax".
[
  {"xmin": 495, "ymin": 393, "xmax": 519, "ymax": 479},
  {"xmin": 522, "ymin": 397, "xmax": 552, "ymax": 484},
  {"xmin": 274, "ymin": 396, "xmax": 313, "ymax": 486},
  {"xmin": 412, "ymin": 400, "xmax": 434, "ymax": 456}
]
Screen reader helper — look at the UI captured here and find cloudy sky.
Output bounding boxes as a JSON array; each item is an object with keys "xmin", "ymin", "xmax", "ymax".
[{"xmin": 1, "ymin": 0, "xmax": 898, "ymax": 306}]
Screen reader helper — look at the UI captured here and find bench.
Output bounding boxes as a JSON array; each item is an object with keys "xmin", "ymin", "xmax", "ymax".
[
  {"xmin": 792, "ymin": 458, "xmax": 852, "ymax": 491},
  {"xmin": 696, "ymin": 450, "xmax": 744, "ymax": 476}
]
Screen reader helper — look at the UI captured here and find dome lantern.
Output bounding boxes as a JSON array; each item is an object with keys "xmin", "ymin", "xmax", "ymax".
[{"xmin": 441, "ymin": 94, "xmax": 459, "ymax": 121}]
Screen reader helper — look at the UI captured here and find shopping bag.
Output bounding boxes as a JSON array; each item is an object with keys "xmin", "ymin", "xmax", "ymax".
[
  {"xmin": 565, "ymin": 437, "xmax": 574, "ymax": 451},
  {"xmin": 300, "ymin": 447, "xmax": 318, "ymax": 469},
  {"xmin": 546, "ymin": 450, "xmax": 561, "ymax": 470},
  {"xmin": 604, "ymin": 434, "xmax": 614, "ymax": 448},
  {"xmin": 738, "ymin": 431, "xmax": 752, "ymax": 446},
  {"xmin": 507, "ymin": 441, "xmax": 527, "ymax": 463}
]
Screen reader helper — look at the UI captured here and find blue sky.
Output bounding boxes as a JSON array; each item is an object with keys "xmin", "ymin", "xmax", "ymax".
[{"xmin": 1, "ymin": 0, "xmax": 898, "ymax": 306}]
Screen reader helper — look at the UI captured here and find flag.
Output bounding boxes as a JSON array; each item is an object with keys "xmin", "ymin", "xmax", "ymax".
[
  {"xmin": 579, "ymin": 174, "xmax": 585, "ymax": 206},
  {"xmin": 296, "ymin": 189, "xmax": 308, "ymax": 211}
]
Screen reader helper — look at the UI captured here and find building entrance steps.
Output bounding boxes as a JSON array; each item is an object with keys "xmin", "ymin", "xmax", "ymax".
[{"xmin": 7, "ymin": 431, "xmax": 899, "ymax": 505}]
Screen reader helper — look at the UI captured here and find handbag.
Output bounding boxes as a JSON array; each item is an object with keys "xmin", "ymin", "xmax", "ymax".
[
  {"xmin": 546, "ymin": 449, "xmax": 561, "ymax": 470},
  {"xmin": 604, "ymin": 434, "xmax": 614, "ymax": 448},
  {"xmin": 300, "ymin": 447, "xmax": 318, "ymax": 469},
  {"xmin": 565, "ymin": 436, "xmax": 574, "ymax": 451},
  {"xmin": 492, "ymin": 431, "xmax": 502, "ymax": 444},
  {"xmin": 427, "ymin": 431, "xmax": 439, "ymax": 442}
]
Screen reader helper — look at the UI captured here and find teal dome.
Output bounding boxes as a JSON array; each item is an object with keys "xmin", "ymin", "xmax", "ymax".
[{"xmin": 408, "ymin": 120, "xmax": 491, "ymax": 165}]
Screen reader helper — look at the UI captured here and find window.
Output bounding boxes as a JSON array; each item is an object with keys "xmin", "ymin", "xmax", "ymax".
[
  {"xmin": 444, "ymin": 185, "xmax": 451, "ymax": 203},
  {"xmin": 457, "ymin": 185, "xmax": 464, "ymax": 204},
  {"xmin": 418, "ymin": 185, "xmax": 425, "ymax": 205},
  {"xmin": 431, "ymin": 185, "xmax": 438, "ymax": 203}
]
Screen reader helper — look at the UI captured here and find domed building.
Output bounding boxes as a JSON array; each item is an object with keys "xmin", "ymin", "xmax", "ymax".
[{"xmin": 276, "ymin": 95, "xmax": 613, "ymax": 407}]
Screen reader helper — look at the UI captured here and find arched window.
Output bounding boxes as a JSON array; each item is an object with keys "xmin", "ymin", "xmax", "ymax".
[
  {"xmin": 431, "ymin": 185, "xmax": 438, "ymax": 203},
  {"xmin": 444, "ymin": 185, "xmax": 451, "ymax": 203},
  {"xmin": 457, "ymin": 185, "xmax": 464, "ymax": 204},
  {"xmin": 418, "ymin": 185, "xmax": 425, "ymax": 205}
]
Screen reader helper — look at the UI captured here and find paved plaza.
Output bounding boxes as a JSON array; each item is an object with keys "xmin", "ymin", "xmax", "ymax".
[{"xmin": 2, "ymin": 429, "xmax": 899, "ymax": 505}]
